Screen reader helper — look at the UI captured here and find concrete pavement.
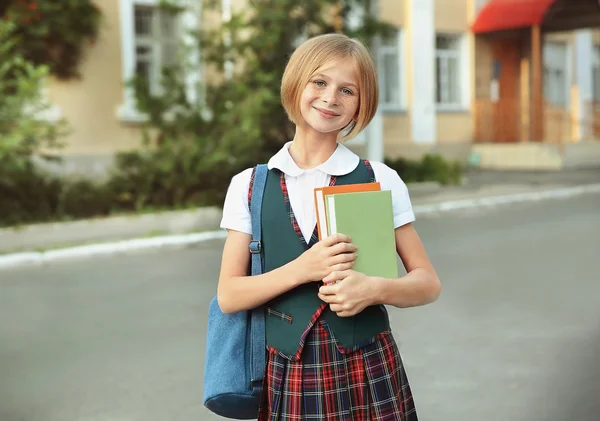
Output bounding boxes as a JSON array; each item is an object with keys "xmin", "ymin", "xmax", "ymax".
[{"xmin": 0, "ymin": 193, "xmax": 599, "ymax": 420}]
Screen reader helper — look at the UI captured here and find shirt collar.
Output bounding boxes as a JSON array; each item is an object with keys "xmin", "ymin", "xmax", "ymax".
[{"xmin": 268, "ymin": 141, "xmax": 360, "ymax": 177}]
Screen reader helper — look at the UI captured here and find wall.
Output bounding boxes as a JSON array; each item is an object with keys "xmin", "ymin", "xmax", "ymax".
[
  {"xmin": 379, "ymin": 0, "xmax": 405, "ymax": 26},
  {"xmin": 46, "ymin": 0, "xmax": 142, "ymax": 159},
  {"xmin": 435, "ymin": 0, "xmax": 468, "ymax": 32}
]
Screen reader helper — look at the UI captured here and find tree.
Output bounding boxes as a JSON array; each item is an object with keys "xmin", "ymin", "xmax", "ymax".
[
  {"xmin": 0, "ymin": 20, "xmax": 72, "ymax": 226},
  {"xmin": 112, "ymin": 0, "xmax": 393, "ymax": 209},
  {"xmin": 197, "ymin": 0, "xmax": 393, "ymax": 165},
  {"xmin": 0, "ymin": 0, "xmax": 102, "ymax": 80},
  {"xmin": 0, "ymin": 20, "xmax": 68, "ymax": 171}
]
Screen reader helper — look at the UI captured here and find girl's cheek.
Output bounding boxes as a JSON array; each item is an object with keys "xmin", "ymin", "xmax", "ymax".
[{"xmin": 342, "ymin": 97, "xmax": 359, "ymax": 110}]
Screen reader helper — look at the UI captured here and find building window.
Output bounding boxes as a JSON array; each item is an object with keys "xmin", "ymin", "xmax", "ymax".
[
  {"xmin": 378, "ymin": 30, "xmax": 404, "ymax": 111},
  {"xmin": 133, "ymin": 5, "xmax": 180, "ymax": 95},
  {"xmin": 117, "ymin": 0, "xmax": 200, "ymax": 123},
  {"xmin": 543, "ymin": 41, "xmax": 569, "ymax": 108},
  {"xmin": 435, "ymin": 35, "xmax": 462, "ymax": 109}
]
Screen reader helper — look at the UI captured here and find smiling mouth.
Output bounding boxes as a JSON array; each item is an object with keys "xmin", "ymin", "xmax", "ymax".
[{"xmin": 313, "ymin": 107, "xmax": 340, "ymax": 118}]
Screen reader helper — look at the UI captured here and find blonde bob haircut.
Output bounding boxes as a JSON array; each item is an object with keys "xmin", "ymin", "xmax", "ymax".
[{"xmin": 281, "ymin": 33, "xmax": 379, "ymax": 141}]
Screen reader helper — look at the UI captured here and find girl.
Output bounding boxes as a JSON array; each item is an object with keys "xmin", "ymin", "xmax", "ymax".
[{"xmin": 218, "ymin": 33, "xmax": 441, "ymax": 421}]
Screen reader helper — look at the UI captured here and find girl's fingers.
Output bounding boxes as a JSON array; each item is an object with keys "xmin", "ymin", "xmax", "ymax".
[
  {"xmin": 331, "ymin": 242, "xmax": 358, "ymax": 256},
  {"xmin": 333, "ymin": 253, "xmax": 356, "ymax": 265},
  {"xmin": 324, "ymin": 233, "xmax": 352, "ymax": 246},
  {"xmin": 318, "ymin": 293, "xmax": 339, "ymax": 303},
  {"xmin": 329, "ymin": 303, "xmax": 343, "ymax": 313},
  {"xmin": 338, "ymin": 261, "xmax": 354, "ymax": 271}
]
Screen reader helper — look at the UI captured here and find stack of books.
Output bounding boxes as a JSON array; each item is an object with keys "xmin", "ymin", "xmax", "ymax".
[{"xmin": 313, "ymin": 183, "xmax": 399, "ymax": 280}]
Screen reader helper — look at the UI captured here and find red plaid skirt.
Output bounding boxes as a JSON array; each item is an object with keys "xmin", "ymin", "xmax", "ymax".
[{"xmin": 258, "ymin": 321, "xmax": 418, "ymax": 421}]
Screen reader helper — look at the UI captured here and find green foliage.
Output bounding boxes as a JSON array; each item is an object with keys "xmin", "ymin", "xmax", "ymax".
[
  {"xmin": 114, "ymin": 0, "xmax": 395, "ymax": 212},
  {"xmin": 197, "ymin": 0, "xmax": 394, "ymax": 162},
  {"xmin": 0, "ymin": 20, "xmax": 71, "ymax": 226},
  {"xmin": 0, "ymin": 22, "xmax": 68, "ymax": 169},
  {"xmin": 385, "ymin": 154, "xmax": 463, "ymax": 185},
  {"xmin": 1, "ymin": 0, "xmax": 102, "ymax": 80},
  {"xmin": 0, "ymin": 172, "xmax": 116, "ymax": 227}
]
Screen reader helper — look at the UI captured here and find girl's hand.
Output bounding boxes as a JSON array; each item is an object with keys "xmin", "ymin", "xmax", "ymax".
[
  {"xmin": 318, "ymin": 270, "xmax": 377, "ymax": 317},
  {"xmin": 294, "ymin": 234, "xmax": 357, "ymax": 284}
]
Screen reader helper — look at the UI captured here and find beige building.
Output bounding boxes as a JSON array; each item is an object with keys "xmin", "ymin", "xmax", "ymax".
[{"xmin": 46, "ymin": 0, "xmax": 600, "ymax": 172}]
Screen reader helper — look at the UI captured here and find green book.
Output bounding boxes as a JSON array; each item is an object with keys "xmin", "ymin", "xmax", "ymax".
[{"xmin": 325, "ymin": 190, "xmax": 398, "ymax": 279}]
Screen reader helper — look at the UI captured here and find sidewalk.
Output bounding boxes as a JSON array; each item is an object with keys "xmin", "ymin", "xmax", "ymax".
[{"xmin": 1, "ymin": 168, "xmax": 599, "ymax": 268}]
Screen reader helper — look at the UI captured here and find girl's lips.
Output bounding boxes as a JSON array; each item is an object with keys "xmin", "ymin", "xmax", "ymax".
[{"xmin": 314, "ymin": 107, "xmax": 340, "ymax": 119}]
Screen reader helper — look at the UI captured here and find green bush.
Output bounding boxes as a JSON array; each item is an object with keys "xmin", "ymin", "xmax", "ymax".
[
  {"xmin": 0, "ymin": 21, "xmax": 68, "ymax": 169},
  {"xmin": 0, "ymin": 20, "xmax": 69, "ymax": 227},
  {"xmin": 58, "ymin": 178, "xmax": 114, "ymax": 219},
  {"xmin": 0, "ymin": 167, "xmax": 60, "ymax": 226},
  {"xmin": 0, "ymin": 169, "xmax": 116, "ymax": 227},
  {"xmin": 105, "ymin": 145, "xmax": 245, "ymax": 213},
  {"xmin": 1, "ymin": 0, "xmax": 102, "ymax": 80},
  {"xmin": 385, "ymin": 154, "xmax": 463, "ymax": 185}
]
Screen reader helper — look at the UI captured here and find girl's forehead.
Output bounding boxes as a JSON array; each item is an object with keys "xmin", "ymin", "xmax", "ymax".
[{"xmin": 312, "ymin": 57, "xmax": 359, "ymax": 80}]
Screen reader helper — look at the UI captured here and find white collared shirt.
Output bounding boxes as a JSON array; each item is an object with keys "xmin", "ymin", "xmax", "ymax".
[{"xmin": 220, "ymin": 141, "xmax": 415, "ymax": 243}]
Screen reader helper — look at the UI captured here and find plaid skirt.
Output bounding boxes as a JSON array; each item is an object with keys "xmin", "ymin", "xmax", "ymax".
[{"xmin": 258, "ymin": 321, "xmax": 418, "ymax": 421}]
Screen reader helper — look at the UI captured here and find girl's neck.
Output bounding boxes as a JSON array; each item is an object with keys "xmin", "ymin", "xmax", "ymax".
[{"xmin": 289, "ymin": 127, "xmax": 339, "ymax": 170}]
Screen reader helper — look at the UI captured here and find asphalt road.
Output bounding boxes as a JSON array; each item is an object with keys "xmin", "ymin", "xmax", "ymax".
[{"xmin": 1, "ymin": 193, "xmax": 599, "ymax": 421}]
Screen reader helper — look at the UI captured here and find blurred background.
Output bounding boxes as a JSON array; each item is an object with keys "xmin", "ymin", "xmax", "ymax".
[{"xmin": 1, "ymin": 0, "xmax": 599, "ymax": 420}]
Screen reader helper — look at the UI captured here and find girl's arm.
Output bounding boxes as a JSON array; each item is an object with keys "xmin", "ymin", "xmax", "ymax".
[
  {"xmin": 217, "ymin": 230, "xmax": 303, "ymax": 314},
  {"xmin": 217, "ymin": 230, "xmax": 357, "ymax": 314},
  {"xmin": 318, "ymin": 223, "xmax": 440, "ymax": 316},
  {"xmin": 372, "ymin": 222, "xmax": 441, "ymax": 308}
]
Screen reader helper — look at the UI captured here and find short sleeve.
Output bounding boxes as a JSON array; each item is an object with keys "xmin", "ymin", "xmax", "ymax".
[
  {"xmin": 370, "ymin": 161, "xmax": 416, "ymax": 228},
  {"xmin": 219, "ymin": 167, "xmax": 254, "ymax": 234}
]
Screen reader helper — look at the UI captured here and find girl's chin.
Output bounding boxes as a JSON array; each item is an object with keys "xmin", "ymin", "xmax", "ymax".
[{"xmin": 304, "ymin": 121, "xmax": 348, "ymax": 135}]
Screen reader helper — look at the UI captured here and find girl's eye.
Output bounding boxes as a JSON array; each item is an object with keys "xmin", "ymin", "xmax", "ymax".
[
  {"xmin": 313, "ymin": 80, "xmax": 326, "ymax": 87},
  {"xmin": 341, "ymin": 88, "xmax": 354, "ymax": 95}
]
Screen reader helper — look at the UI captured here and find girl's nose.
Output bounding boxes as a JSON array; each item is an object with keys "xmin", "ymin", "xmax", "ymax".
[{"xmin": 322, "ymin": 88, "xmax": 337, "ymax": 104}]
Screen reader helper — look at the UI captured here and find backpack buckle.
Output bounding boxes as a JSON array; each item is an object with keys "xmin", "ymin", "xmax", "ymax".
[{"xmin": 249, "ymin": 240, "xmax": 262, "ymax": 254}]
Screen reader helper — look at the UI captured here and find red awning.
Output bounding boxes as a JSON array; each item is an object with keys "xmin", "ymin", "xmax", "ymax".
[{"xmin": 472, "ymin": 0, "xmax": 557, "ymax": 34}]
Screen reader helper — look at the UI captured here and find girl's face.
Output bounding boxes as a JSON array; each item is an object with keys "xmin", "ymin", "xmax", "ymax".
[{"xmin": 298, "ymin": 56, "xmax": 360, "ymax": 136}]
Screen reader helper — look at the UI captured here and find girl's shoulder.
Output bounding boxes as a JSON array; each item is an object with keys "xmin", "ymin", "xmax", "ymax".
[
  {"xmin": 366, "ymin": 160, "xmax": 415, "ymax": 229},
  {"xmin": 231, "ymin": 166, "xmax": 256, "ymax": 184},
  {"xmin": 219, "ymin": 167, "xmax": 256, "ymax": 235},
  {"xmin": 230, "ymin": 163, "xmax": 273, "ymax": 182}
]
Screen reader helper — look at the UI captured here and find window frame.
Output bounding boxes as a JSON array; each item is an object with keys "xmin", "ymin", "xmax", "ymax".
[
  {"xmin": 117, "ymin": 0, "xmax": 201, "ymax": 123},
  {"xmin": 435, "ymin": 33, "xmax": 465, "ymax": 111},
  {"xmin": 543, "ymin": 40, "xmax": 571, "ymax": 109},
  {"xmin": 377, "ymin": 29, "xmax": 406, "ymax": 112}
]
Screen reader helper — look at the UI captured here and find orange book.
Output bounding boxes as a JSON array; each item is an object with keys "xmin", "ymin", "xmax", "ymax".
[{"xmin": 314, "ymin": 182, "xmax": 381, "ymax": 240}]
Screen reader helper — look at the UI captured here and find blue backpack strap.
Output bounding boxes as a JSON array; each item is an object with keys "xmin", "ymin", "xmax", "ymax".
[{"xmin": 249, "ymin": 164, "xmax": 268, "ymax": 387}]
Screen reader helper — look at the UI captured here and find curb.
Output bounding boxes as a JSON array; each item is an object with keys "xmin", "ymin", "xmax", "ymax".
[
  {"xmin": 0, "ymin": 206, "xmax": 223, "ymax": 255},
  {"xmin": 1, "ymin": 183, "xmax": 599, "ymax": 270},
  {"xmin": 413, "ymin": 183, "xmax": 600, "ymax": 214},
  {"xmin": 0, "ymin": 231, "xmax": 228, "ymax": 269}
]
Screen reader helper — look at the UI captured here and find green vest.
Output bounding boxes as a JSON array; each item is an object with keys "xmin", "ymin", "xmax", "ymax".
[{"xmin": 260, "ymin": 160, "xmax": 390, "ymax": 360}]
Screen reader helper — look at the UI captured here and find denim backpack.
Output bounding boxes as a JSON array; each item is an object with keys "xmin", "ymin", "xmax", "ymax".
[{"xmin": 203, "ymin": 164, "xmax": 268, "ymax": 419}]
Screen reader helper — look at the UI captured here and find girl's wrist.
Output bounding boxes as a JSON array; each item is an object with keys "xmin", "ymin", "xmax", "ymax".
[
  {"xmin": 370, "ymin": 276, "xmax": 389, "ymax": 306},
  {"xmin": 283, "ymin": 260, "xmax": 307, "ymax": 287}
]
